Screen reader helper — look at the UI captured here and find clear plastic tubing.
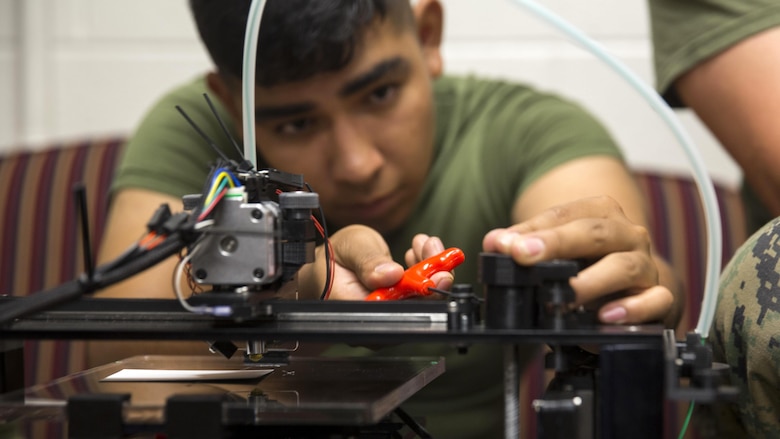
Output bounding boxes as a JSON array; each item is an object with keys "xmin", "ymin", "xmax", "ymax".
[{"xmin": 241, "ymin": 0, "xmax": 267, "ymax": 168}]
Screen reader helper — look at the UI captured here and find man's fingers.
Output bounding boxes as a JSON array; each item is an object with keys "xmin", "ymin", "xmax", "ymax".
[
  {"xmin": 486, "ymin": 219, "xmax": 650, "ymax": 265},
  {"xmin": 570, "ymin": 252, "xmax": 657, "ymax": 305},
  {"xmin": 570, "ymin": 252, "xmax": 671, "ymax": 325},
  {"xmin": 406, "ymin": 234, "xmax": 429, "ymax": 266},
  {"xmin": 598, "ymin": 285, "xmax": 674, "ymax": 325},
  {"xmin": 484, "ymin": 196, "xmax": 676, "ymax": 327},
  {"xmin": 406, "ymin": 234, "xmax": 445, "ymax": 266},
  {"xmin": 513, "ymin": 195, "xmax": 624, "ymax": 232},
  {"xmin": 431, "ymin": 271, "xmax": 454, "ymax": 291},
  {"xmin": 330, "ymin": 225, "xmax": 403, "ymax": 291}
]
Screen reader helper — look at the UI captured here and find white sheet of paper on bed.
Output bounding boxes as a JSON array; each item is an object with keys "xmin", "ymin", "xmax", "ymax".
[{"xmin": 101, "ymin": 368, "xmax": 273, "ymax": 382}]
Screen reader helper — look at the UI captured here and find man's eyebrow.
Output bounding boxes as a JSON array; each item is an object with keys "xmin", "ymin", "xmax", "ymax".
[
  {"xmin": 252, "ymin": 57, "xmax": 408, "ymax": 122},
  {"xmin": 339, "ymin": 56, "xmax": 409, "ymax": 97},
  {"xmin": 254, "ymin": 102, "xmax": 315, "ymax": 123}
]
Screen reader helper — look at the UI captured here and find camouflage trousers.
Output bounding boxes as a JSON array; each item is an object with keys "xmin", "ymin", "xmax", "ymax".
[{"xmin": 697, "ymin": 217, "xmax": 780, "ymax": 437}]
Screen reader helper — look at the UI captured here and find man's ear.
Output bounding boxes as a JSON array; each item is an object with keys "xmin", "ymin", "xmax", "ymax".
[
  {"xmin": 413, "ymin": 0, "xmax": 443, "ymax": 78},
  {"xmin": 206, "ymin": 71, "xmax": 243, "ymax": 127}
]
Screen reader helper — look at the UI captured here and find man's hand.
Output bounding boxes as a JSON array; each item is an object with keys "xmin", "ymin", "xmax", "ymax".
[
  {"xmin": 404, "ymin": 233, "xmax": 456, "ymax": 294},
  {"xmin": 298, "ymin": 227, "xmax": 458, "ymax": 300},
  {"xmin": 297, "ymin": 225, "xmax": 402, "ymax": 300},
  {"xmin": 483, "ymin": 196, "xmax": 675, "ymax": 326}
]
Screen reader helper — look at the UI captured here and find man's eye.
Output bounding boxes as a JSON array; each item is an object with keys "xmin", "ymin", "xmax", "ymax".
[
  {"xmin": 368, "ymin": 84, "xmax": 399, "ymax": 105},
  {"xmin": 276, "ymin": 118, "xmax": 312, "ymax": 135}
]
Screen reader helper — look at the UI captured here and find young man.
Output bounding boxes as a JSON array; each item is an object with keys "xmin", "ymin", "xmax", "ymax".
[{"xmin": 93, "ymin": 1, "xmax": 679, "ymax": 437}]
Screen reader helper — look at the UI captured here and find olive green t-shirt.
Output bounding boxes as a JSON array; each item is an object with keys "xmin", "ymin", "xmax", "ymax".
[
  {"xmin": 113, "ymin": 74, "xmax": 622, "ymax": 438},
  {"xmin": 648, "ymin": 0, "xmax": 780, "ymax": 233}
]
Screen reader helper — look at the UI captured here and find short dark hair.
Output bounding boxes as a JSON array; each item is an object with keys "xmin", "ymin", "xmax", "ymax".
[{"xmin": 189, "ymin": 0, "xmax": 415, "ymax": 87}]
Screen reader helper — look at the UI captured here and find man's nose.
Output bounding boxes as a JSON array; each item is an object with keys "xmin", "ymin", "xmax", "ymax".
[{"xmin": 329, "ymin": 117, "xmax": 383, "ymax": 184}]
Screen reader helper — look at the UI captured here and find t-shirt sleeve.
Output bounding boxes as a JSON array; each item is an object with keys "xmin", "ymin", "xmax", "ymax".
[
  {"xmin": 500, "ymin": 94, "xmax": 623, "ymax": 201},
  {"xmin": 112, "ymin": 77, "xmax": 238, "ymax": 198},
  {"xmin": 470, "ymin": 84, "xmax": 623, "ymax": 204},
  {"xmin": 648, "ymin": 0, "xmax": 780, "ymax": 100},
  {"xmin": 428, "ymin": 76, "xmax": 623, "ymax": 228}
]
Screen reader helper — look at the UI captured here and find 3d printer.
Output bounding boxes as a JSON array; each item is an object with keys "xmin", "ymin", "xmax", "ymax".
[{"xmin": 0, "ymin": 1, "xmax": 740, "ymax": 438}]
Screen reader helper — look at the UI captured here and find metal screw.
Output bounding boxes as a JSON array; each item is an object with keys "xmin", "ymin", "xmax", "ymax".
[{"xmin": 220, "ymin": 236, "xmax": 238, "ymax": 253}]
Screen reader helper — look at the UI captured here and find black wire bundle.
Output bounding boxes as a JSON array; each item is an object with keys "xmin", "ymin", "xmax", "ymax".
[{"xmin": 0, "ymin": 230, "xmax": 189, "ymax": 326}]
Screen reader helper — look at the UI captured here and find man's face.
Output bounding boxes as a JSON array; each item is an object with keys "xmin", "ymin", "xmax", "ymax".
[{"xmin": 232, "ymin": 18, "xmax": 438, "ymax": 233}]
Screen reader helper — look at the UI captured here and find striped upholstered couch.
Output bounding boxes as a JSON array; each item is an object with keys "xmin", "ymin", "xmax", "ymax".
[
  {"xmin": 0, "ymin": 137, "xmax": 125, "ymax": 387},
  {"xmin": 0, "ymin": 138, "xmax": 748, "ymax": 436}
]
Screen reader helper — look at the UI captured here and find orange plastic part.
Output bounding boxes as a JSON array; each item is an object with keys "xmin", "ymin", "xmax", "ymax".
[{"xmin": 365, "ymin": 247, "xmax": 465, "ymax": 301}]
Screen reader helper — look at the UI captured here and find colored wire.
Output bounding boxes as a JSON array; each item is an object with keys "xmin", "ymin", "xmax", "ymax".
[
  {"xmin": 143, "ymin": 234, "xmax": 167, "ymax": 251},
  {"xmin": 678, "ymin": 401, "xmax": 695, "ymax": 439},
  {"xmin": 194, "ymin": 219, "xmax": 215, "ymax": 230},
  {"xmin": 306, "ymin": 182, "xmax": 334, "ymax": 301},
  {"xmin": 203, "ymin": 171, "xmax": 237, "ymax": 206},
  {"xmin": 209, "ymin": 167, "xmax": 240, "ymax": 188},
  {"xmin": 313, "ymin": 216, "xmax": 335, "ymax": 300},
  {"xmin": 173, "ymin": 246, "xmax": 233, "ymax": 317},
  {"xmin": 174, "ymin": 250, "xmax": 204, "ymax": 313},
  {"xmin": 138, "ymin": 231, "xmax": 158, "ymax": 248},
  {"xmin": 199, "ymin": 187, "xmax": 229, "ymax": 222},
  {"xmin": 277, "ymin": 184, "xmax": 333, "ymax": 300}
]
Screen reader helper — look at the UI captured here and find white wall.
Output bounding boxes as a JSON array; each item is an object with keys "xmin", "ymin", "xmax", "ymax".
[
  {"xmin": 0, "ymin": 0, "xmax": 742, "ymax": 188},
  {"xmin": 0, "ymin": 0, "xmax": 18, "ymax": 148},
  {"xmin": 2, "ymin": 0, "xmax": 211, "ymax": 150}
]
